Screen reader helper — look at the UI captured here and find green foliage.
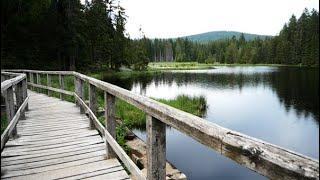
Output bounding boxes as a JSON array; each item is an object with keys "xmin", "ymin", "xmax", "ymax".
[
  {"xmin": 1, "ymin": 0, "xmax": 130, "ymax": 71},
  {"xmin": 116, "ymin": 99, "xmax": 146, "ymax": 128},
  {"xmin": 157, "ymin": 95, "xmax": 207, "ymax": 117},
  {"xmin": 133, "ymin": 9, "xmax": 319, "ymax": 66},
  {"xmin": 115, "ymin": 95, "xmax": 207, "ymax": 128},
  {"xmin": 182, "ymin": 31, "xmax": 269, "ymax": 42}
]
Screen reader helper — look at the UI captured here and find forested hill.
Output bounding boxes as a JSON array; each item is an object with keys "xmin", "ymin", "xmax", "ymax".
[
  {"xmin": 137, "ymin": 8, "xmax": 319, "ymax": 66},
  {"xmin": 181, "ymin": 31, "xmax": 270, "ymax": 42}
]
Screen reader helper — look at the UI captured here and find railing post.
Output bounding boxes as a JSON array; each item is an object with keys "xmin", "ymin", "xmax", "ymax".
[
  {"xmin": 22, "ymin": 78, "xmax": 28, "ymax": 111},
  {"xmin": 36, "ymin": 73, "xmax": 40, "ymax": 92},
  {"xmin": 30, "ymin": 73, "xmax": 34, "ymax": 91},
  {"xmin": 75, "ymin": 77, "xmax": 84, "ymax": 113},
  {"xmin": 74, "ymin": 77, "xmax": 79, "ymax": 106},
  {"xmin": 105, "ymin": 92, "xmax": 116, "ymax": 159},
  {"xmin": 47, "ymin": 74, "xmax": 52, "ymax": 96},
  {"xmin": 5, "ymin": 86, "xmax": 17, "ymax": 137},
  {"xmin": 16, "ymin": 80, "xmax": 25, "ymax": 120},
  {"xmin": 59, "ymin": 74, "xmax": 65, "ymax": 100},
  {"xmin": 89, "ymin": 84, "xmax": 96, "ymax": 129},
  {"xmin": 146, "ymin": 115, "xmax": 166, "ymax": 180}
]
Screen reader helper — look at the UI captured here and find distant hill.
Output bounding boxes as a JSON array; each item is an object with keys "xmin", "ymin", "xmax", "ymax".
[{"xmin": 180, "ymin": 31, "xmax": 271, "ymax": 42}]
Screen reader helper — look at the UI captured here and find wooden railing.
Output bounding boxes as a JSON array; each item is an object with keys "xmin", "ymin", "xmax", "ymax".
[
  {"xmin": 3, "ymin": 69, "xmax": 319, "ymax": 180},
  {"xmin": 1, "ymin": 71, "xmax": 29, "ymax": 151}
]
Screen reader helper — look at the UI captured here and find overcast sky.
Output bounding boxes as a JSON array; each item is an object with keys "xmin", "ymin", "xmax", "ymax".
[{"xmin": 119, "ymin": 0, "xmax": 319, "ymax": 39}]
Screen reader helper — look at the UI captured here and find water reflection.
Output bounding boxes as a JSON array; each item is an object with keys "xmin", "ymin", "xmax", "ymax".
[{"xmin": 103, "ymin": 66, "xmax": 319, "ymax": 180}]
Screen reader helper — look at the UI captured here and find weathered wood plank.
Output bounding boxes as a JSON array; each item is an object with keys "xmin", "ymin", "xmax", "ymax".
[
  {"xmin": 1, "ymin": 144, "xmax": 105, "ymax": 166},
  {"xmin": 6, "ymin": 131, "xmax": 98, "ymax": 145},
  {"xmin": 73, "ymin": 71, "xmax": 319, "ymax": 180},
  {"xmin": 74, "ymin": 92, "xmax": 145, "ymax": 180},
  {"xmin": 74, "ymin": 93, "xmax": 105, "ymax": 137},
  {"xmin": 146, "ymin": 115, "xmax": 166, "ymax": 180},
  {"xmin": 89, "ymin": 83, "xmax": 96, "ymax": 129},
  {"xmin": 105, "ymin": 91, "xmax": 116, "ymax": 159},
  {"xmin": 27, "ymin": 82, "xmax": 73, "ymax": 96},
  {"xmin": 59, "ymin": 74, "xmax": 65, "ymax": 100},
  {"xmin": 2, "ymin": 150, "xmax": 106, "ymax": 171},
  {"xmin": 62, "ymin": 166, "xmax": 126, "ymax": 180},
  {"xmin": 46, "ymin": 74, "xmax": 52, "ymax": 96},
  {"xmin": 1, "ymin": 73, "xmax": 26, "ymax": 93},
  {"xmin": 4, "ymin": 86, "xmax": 16, "ymax": 137},
  {"xmin": 1, "ymin": 143, "xmax": 105, "ymax": 163},
  {"xmin": 1, "ymin": 155, "xmax": 107, "ymax": 178}
]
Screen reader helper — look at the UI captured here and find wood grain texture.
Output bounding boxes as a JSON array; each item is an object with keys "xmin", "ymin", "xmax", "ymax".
[
  {"xmin": 105, "ymin": 91, "xmax": 116, "ymax": 159},
  {"xmin": 89, "ymin": 83, "xmax": 96, "ymax": 129},
  {"xmin": 46, "ymin": 74, "xmax": 52, "ymax": 96},
  {"xmin": 59, "ymin": 74, "xmax": 64, "ymax": 100},
  {"xmin": 72, "ymin": 71, "xmax": 319, "ymax": 180},
  {"xmin": 1, "ymin": 91, "xmax": 130, "ymax": 180},
  {"xmin": 3, "ymin": 70, "xmax": 319, "ymax": 179},
  {"xmin": 146, "ymin": 115, "xmax": 166, "ymax": 180}
]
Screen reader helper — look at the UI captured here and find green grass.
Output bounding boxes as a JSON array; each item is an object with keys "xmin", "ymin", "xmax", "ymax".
[
  {"xmin": 148, "ymin": 61, "xmax": 318, "ymax": 70},
  {"xmin": 157, "ymin": 95, "xmax": 207, "ymax": 117},
  {"xmin": 114, "ymin": 95, "xmax": 207, "ymax": 129},
  {"xmin": 148, "ymin": 62, "xmax": 215, "ymax": 70}
]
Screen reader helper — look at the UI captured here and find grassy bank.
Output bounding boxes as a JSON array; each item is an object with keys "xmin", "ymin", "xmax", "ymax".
[
  {"xmin": 148, "ymin": 61, "xmax": 317, "ymax": 70},
  {"xmin": 114, "ymin": 95, "xmax": 207, "ymax": 129},
  {"xmin": 148, "ymin": 62, "xmax": 215, "ymax": 70}
]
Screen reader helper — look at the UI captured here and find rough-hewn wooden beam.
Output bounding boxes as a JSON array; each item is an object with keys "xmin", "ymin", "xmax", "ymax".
[
  {"xmin": 59, "ymin": 74, "xmax": 65, "ymax": 100},
  {"xmin": 89, "ymin": 84, "xmax": 96, "ymax": 129},
  {"xmin": 47, "ymin": 74, "xmax": 52, "ymax": 96},
  {"xmin": 146, "ymin": 115, "xmax": 166, "ymax": 180},
  {"xmin": 73, "ymin": 71, "xmax": 319, "ymax": 179},
  {"xmin": 105, "ymin": 92, "xmax": 116, "ymax": 159}
]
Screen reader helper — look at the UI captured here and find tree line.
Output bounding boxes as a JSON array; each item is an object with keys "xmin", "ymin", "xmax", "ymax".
[
  {"xmin": 135, "ymin": 8, "xmax": 319, "ymax": 66},
  {"xmin": 1, "ymin": 0, "xmax": 149, "ymax": 71},
  {"xmin": 1, "ymin": 2, "xmax": 318, "ymax": 71}
]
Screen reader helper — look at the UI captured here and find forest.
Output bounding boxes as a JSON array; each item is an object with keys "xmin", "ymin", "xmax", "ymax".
[
  {"xmin": 138, "ymin": 8, "xmax": 319, "ymax": 66},
  {"xmin": 1, "ymin": 0, "xmax": 148, "ymax": 71},
  {"xmin": 1, "ymin": 0, "xmax": 319, "ymax": 71}
]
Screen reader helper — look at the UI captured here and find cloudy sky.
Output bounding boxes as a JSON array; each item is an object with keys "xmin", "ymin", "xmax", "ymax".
[{"xmin": 119, "ymin": 0, "xmax": 319, "ymax": 39}]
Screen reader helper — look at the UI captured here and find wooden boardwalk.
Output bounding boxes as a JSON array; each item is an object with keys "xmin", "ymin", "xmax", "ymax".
[
  {"xmin": 1, "ymin": 70, "xmax": 318, "ymax": 180},
  {"xmin": 1, "ymin": 91, "xmax": 130, "ymax": 180}
]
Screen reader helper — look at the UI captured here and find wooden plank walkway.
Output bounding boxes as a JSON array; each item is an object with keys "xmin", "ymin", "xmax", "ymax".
[{"xmin": 1, "ymin": 91, "xmax": 130, "ymax": 180}]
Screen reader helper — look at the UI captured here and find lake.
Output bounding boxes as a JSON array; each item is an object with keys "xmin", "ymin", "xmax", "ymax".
[{"xmin": 103, "ymin": 66, "xmax": 319, "ymax": 180}]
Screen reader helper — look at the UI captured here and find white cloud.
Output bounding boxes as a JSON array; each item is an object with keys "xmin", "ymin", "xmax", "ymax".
[{"xmin": 120, "ymin": 0, "xmax": 319, "ymax": 38}]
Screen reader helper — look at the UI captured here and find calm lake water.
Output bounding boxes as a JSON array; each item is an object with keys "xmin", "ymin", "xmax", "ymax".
[{"xmin": 103, "ymin": 66, "xmax": 319, "ymax": 180}]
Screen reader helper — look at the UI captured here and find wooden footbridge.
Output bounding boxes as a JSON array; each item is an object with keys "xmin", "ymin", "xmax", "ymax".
[{"xmin": 1, "ymin": 70, "xmax": 319, "ymax": 180}]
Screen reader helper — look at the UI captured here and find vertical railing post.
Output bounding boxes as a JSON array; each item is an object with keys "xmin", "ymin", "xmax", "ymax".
[
  {"xmin": 75, "ymin": 77, "xmax": 84, "ymax": 113},
  {"xmin": 36, "ymin": 73, "xmax": 40, "ymax": 92},
  {"xmin": 30, "ymin": 73, "xmax": 34, "ymax": 91},
  {"xmin": 79, "ymin": 79, "xmax": 84, "ymax": 113},
  {"xmin": 47, "ymin": 74, "xmax": 52, "ymax": 96},
  {"xmin": 22, "ymin": 77, "xmax": 28, "ymax": 111},
  {"xmin": 105, "ymin": 92, "xmax": 116, "ymax": 159},
  {"xmin": 89, "ymin": 83, "xmax": 96, "ymax": 129},
  {"xmin": 74, "ymin": 77, "xmax": 79, "ymax": 106},
  {"xmin": 5, "ymin": 86, "xmax": 16, "ymax": 137},
  {"xmin": 146, "ymin": 115, "xmax": 166, "ymax": 180},
  {"xmin": 59, "ymin": 74, "xmax": 65, "ymax": 100},
  {"xmin": 16, "ymin": 80, "xmax": 25, "ymax": 120}
]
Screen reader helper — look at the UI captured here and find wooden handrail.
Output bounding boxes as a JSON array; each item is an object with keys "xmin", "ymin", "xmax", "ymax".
[
  {"xmin": 1, "ymin": 71, "xmax": 29, "ymax": 152},
  {"xmin": 4, "ymin": 69, "xmax": 319, "ymax": 180}
]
